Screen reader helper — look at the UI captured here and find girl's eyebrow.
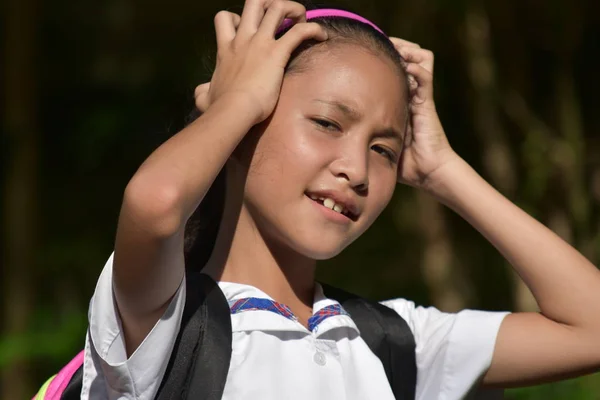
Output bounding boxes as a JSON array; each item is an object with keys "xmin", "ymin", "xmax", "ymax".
[
  {"xmin": 372, "ymin": 129, "xmax": 404, "ymax": 145},
  {"xmin": 312, "ymin": 99, "xmax": 362, "ymax": 122}
]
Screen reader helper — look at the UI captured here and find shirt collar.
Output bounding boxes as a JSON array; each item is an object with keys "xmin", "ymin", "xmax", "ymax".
[{"xmin": 217, "ymin": 281, "xmax": 360, "ymax": 336}]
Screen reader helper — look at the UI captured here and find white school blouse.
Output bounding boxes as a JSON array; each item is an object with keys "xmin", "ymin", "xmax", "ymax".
[{"xmin": 81, "ymin": 254, "xmax": 509, "ymax": 400}]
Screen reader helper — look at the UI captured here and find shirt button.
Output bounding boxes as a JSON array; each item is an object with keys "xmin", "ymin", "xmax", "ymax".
[{"xmin": 313, "ymin": 351, "xmax": 327, "ymax": 366}]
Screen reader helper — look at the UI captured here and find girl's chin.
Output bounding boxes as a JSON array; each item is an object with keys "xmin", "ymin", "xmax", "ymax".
[
  {"xmin": 284, "ymin": 224, "xmax": 361, "ymax": 260},
  {"xmin": 291, "ymin": 238, "xmax": 352, "ymax": 260}
]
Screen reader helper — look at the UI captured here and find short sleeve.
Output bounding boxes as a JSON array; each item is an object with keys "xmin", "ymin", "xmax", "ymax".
[
  {"xmin": 81, "ymin": 253, "xmax": 186, "ymax": 400},
  {"xmin": 380, "ymin": 298, "xmax": 509, "ymax": 400}
]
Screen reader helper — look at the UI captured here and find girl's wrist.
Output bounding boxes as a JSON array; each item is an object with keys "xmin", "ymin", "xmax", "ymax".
[
  {"xmin": 421, "ymin": 152, "xmax": 473, "ymax": 202},
  {"xmin": 206, "ymin": 92, "xmax": 265, "ymax": 127}
]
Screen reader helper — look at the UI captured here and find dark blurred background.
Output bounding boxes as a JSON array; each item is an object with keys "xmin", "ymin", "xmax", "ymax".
[{"xmin": 2, "ymin": 0, "xmax": 600, "ymax": 398}]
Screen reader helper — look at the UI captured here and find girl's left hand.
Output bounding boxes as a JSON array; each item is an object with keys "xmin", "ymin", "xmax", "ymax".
[{"xmin": 389, "ymin": 38, "xmax": 459, "ymax": 189}]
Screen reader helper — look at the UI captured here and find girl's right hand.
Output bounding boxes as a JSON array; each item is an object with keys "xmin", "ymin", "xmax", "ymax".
[{"xmin": 195, "ymin": 0, "xmax": 328, "ymax": 123}]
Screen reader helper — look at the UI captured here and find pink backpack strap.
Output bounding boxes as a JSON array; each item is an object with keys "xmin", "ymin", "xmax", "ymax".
[{"xmin": 33, "ymin": 350, "xmax": 84, "ymax": 400}]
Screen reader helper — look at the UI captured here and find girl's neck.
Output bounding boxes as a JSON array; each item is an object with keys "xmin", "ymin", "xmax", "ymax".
[{"xmin": 203, "ymin": 172, "xmax": 317, "ymax": 312}]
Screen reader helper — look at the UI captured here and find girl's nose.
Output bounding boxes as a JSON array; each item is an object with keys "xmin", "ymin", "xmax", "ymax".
[{"xmin": 329, "ymin": 146, "xmax": 369, "ymax": 192}]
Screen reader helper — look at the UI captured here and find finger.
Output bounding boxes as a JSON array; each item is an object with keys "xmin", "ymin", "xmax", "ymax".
[
  {"xmin": 406, "ymin": 73, "xmax": 418, "ymax": 92},
  {"xmin": 237, "ymin": 0, "xmax": 271, "ymax": 37},
  {"xmin": 214, "ymin": 11, "xmax": 241, "ymax": 49},
  {"xmin": 389, "ymin": 37, "xmax": 421, "ymax": 49},
  {"xmin": 397, "ymin": 46, "xmax": 434, "ymax": 74},
  {"xmin": 405, "ymin": 63, "xmax": 433, "ymax": 88},
  {"xmin": 194, "ymin": 82, "xmax": 211, "ymax": 112},
  {"xmin": 275, "ymin": 22, "xmax": 328, "ymax": 63},
  {"xmin": 407, "ymin": 123, "xmax": 414, "ymax": 147},
  {"xmin": 194, "ymin": 82, "xmax": 210, "ymax": 99},
  {"xmin": 195, "ymin": 95, "xmax": 210, "ymax": 112},
  {"xmin": 257, "ymin": 0, "xmax": 306, "ymax": 38},
  {"xmin": 403, "ymin": 123, "xmax": 414, "ymax": 149},
  {"xmin": 405, "ymin": 63, "xmax": 434, "ymax": 105},
  {"xmin": 196, "ymin": 94, "xmax": 210, "ymax": 112}
]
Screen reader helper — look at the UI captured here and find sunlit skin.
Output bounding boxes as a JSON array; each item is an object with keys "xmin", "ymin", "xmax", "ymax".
[
  {"xmin": 204, "ymin": 45, "xmax": 408, "ymax": 323},
  {"xmin": 113, "ymin": 0, "xmax": 600, "ymax": 390},
  {"xmin": 245, "ymin": 47, "xmax": 406, "ymax": 257}
]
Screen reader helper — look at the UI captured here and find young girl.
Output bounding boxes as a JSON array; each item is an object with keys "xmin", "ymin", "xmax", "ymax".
[{"xmin": 43, "ymin": 1, "xmax": 600, "ymax": 399}]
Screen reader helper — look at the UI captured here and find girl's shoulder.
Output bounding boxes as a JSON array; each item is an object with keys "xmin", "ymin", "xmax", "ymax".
[
  {"xmin": 380, "ymin": 298, "xmax": 510, "ymax": 399},
  {"xmin": 83, "ymin": 252, "xmax": 187, "ymax": 399},
  {"xmin": 379, "ymin": 297, "xmax": 510, "ymax": 351}
]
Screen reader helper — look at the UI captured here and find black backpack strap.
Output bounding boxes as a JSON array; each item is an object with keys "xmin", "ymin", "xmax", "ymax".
[
  {"xmin": 155, "ymin": 272, "xmax": 232, "ymax": 400},
  {"xmin": 59, "ymin": 275, "xmax": 232, "ymax": 400},
  {"xmin": 322, "ymin": 284, "xmax": 417, "ymax": 400},
  {"xmin": 60, "ymin": 364, "xmax": 83, "ymax": 400},
  {"xmin": 184, "ymin": 274, "xmax": 232, "ymax": 400}
]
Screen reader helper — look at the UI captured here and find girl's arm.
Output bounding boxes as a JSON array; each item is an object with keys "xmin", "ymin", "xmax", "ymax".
[
  {"xmin": 114, "ymin": 95, "xmax": 257, "ymax": 356},
  {"xmin": 427, "ymin": 156, "xmax": 600, "ymax": 386},
  {"xmin": 112, "ymin": 0, "xmax": 327, "ymax": 356},
  {"xmin": 390, "ymin": 37, "xmax": 600, "ymax": 386}
]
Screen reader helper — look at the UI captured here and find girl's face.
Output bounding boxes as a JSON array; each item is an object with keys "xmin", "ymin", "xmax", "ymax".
[{"xmin": 238, "ymin": 44, "xmax": 408, "ymax": 259}]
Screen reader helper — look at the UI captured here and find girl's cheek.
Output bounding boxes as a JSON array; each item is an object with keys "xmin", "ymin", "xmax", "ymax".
[
  {"xmin": 370, "ymin": 174, "xmax": 396, "ymax": 208},
  {"xmin": 292, "ymin": 128, "xmax": 335, "ymax": 162}
]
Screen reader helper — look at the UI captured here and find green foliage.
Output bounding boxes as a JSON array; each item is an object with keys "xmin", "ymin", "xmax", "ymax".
[
  {"xmin": 506, "ymin": 375, "xmax": 600, "ymax": 400},
  {"xmin": 0, "ymin": 311, "xmax": 86, "ymax": 369},
  {"xmin": 2, "ymin": 0, "xmax": 599, "ymax": 398}
]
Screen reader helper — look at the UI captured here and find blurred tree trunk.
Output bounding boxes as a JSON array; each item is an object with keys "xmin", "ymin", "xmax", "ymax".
[
  {"xmin": 463, "ymin": 3, "xmax": 538, "ymax": 312},
  {"xmin": 464, "ymin": 6, "xmax": 515, "ymax": 194},
  {"xmin": 554, "ymin": 63, "xmax": 592, "ymax": 257},
  {"xmin": 592, "ymin": 169, "xmax": 600, "ymax": 261},
  {"xmin": 2, "ymin": 0, "xmax": 39, "ymax": 397},
  {"xmin": 416, "ymin": 192, "xmax": 467, "ymax": 312},
  {"xmin": 501, "ymin": 89, "xmax": 557, "ymax": 313}
]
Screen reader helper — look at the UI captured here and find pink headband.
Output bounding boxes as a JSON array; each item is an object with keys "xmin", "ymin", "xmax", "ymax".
[{"xmin": 277, "ymin": 8, "xmax": 386, "ymax": 36}]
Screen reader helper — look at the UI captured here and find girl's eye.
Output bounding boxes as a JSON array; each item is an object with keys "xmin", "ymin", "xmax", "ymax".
[
  {"xmin": 372, "ymin": 145, "xmax": 397, "ymax": 163},
  {"xmin": 312, "ymin": 118, "xmax": 341, "ymax": 131}
]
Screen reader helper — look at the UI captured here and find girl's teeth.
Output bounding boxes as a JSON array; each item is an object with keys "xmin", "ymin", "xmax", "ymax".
[
  {"xmin": 309, "ymin": 194, "xmax": 347, "ymax": 215},
  {"xmin": 323, "ymin": 198, "xmax": 335, "ymax": 209},
  {"xmin": 322, "ymin": 198, "xmax": 345, "ymax": 214}
]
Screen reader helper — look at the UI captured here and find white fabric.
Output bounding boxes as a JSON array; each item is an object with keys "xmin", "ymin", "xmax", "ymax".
[{"xmin": 82, "ymin": 254, "xmax": 509, "ymax": 399}]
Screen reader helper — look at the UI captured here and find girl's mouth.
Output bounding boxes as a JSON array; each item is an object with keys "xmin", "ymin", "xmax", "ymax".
[{"xmin": 305, "ymin": 193, "xmax": 358, "ymax": 222}]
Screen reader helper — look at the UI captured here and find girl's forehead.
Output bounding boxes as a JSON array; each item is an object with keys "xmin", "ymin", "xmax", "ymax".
[
  {"xmin": 289, "ymin": 45, "xmax": 403, "ymax": 90},
  {"xmin": 295, "ymin": 43, "xmax": 397, "ymax": 74},
  {"xmin": 283, "ymin": 47, "xmax": 407, "ymax": 117}
]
